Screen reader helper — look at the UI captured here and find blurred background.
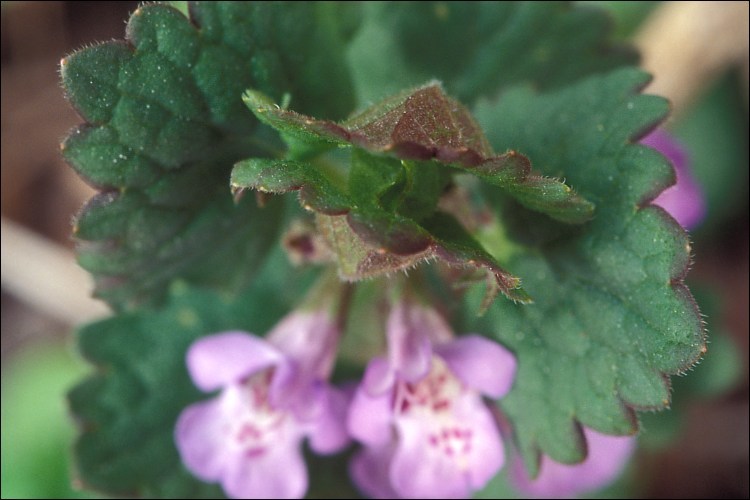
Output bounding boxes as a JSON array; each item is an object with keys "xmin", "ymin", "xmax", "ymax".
[{"xmin": 1, "ymin": 2, "xmax": 747, "ymax": 498}]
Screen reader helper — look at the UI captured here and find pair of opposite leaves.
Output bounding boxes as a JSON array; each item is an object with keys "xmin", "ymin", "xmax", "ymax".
[{"xmin": 233, "ymin": 83, "xmax": 594, "ymax": 308}]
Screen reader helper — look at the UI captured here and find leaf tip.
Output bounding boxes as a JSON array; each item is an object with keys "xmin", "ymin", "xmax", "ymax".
[
  {"xmin": 511, "ymin": 289, "xmax": 534, "ymax": 305},
  {"xmin": 242, "ymin": 89, "xmax": 276, "ymax": 111}
]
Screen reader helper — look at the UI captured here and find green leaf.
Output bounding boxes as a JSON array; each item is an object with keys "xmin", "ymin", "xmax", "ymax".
[
  {"xmin": 243, "ymin": 83, "xmax": 594, "ymax": 224},
  {"xmin": 234, "ymin": 84, "xmax": 598, "ymax": 303},
  {"xmin": 68, "ymin": 250, "xmax": 319, "ymax": 497},
  {"xmin": 347, "ymin": 2, "xmax": 637, "ymax": 105},
  {"xmin": 463, "ymin": 68, "xmax": 705, "ymax": 474},
  {"xmin": 232, "ymin": 155, "xmax": 528, "ymax": 304},
  {"xmin": 61, "ymin": 2, "xmax": 356, "ymax": 309}
]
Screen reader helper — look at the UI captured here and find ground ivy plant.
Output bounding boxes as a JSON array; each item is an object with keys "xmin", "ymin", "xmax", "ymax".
[{"xmin": 61, "ymin": 2, "xmax": 705, "ymax": 498}]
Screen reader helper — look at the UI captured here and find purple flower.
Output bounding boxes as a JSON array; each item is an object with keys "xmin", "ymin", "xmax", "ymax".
[
  {"xmin": 510, "ymin": 427, "xmax": 636, "ymax": 498},
  {"xmin": 348, "ymin": 302, "xmax": 517, "ymax": 499},
  {"xmin": 175, "ymin": 311, "xmax": 349, "ymax": 499},
  {"xmin": 642, "ymin": 129, "xmax": 706, "ymax": 229}
]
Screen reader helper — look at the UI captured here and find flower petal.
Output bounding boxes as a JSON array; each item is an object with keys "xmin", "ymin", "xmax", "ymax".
[
  {"xmin": 511, "ymin": 427, "xmax": 636, "ymax": 498},
  {"xmin": 409, "ymin": 303, "xmax": 455, "ymax": 345},
  {"xmin": 642, "ymin": 129, "xmax": 705, "ymax": 229},
  {"xmin": 350, "ymin": 444, "xmax": 400, "ymax": 499},
  {"xmin": 308, "ymin": 385, "xmax": 351, "ymax": 454},
  {"xmin": 435, "ymin": 335, "xmax": 516, "ymax": 398},
  {"xmin": 264, "ymin": 311, "xmax": 343, "ymax": 413},
  {"xmin": 175, "ymin": 396, "xmax": 231, "ymax": 482},
  {"xmin": 347, "ymin": 381, "xmax": 394, "ymax": 447},
  {"xmin": 267, "ymin": 310, "xmax": 339, "ymax": 380},
  {"xmin": 362, "ymin": 356, "xmax": 396, "ymax": 396},
  {"xmin": 187, "ymin": 331, "xmax": 283, "ymax": 391},
  {"xmin": 652, "ymin": 168, "xmax": 706, "ymax": 229},
  {"xmin": 390, "ymin": 390, "xmax": 505, "ymax": 499},
  {"xmin": 386, "ymin": 302, "xmax": 434, "ymax": 383},
  {"xmin": 220, "ymin": 435, "xmax": 308, "ymax": 500},
  {"xmin": 390, "ymin": 417, "xmax": 471, "ymax": 499},
  {"xmin": 452, "ymin": 392, "xmax": 506, "ymax": 490}
]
